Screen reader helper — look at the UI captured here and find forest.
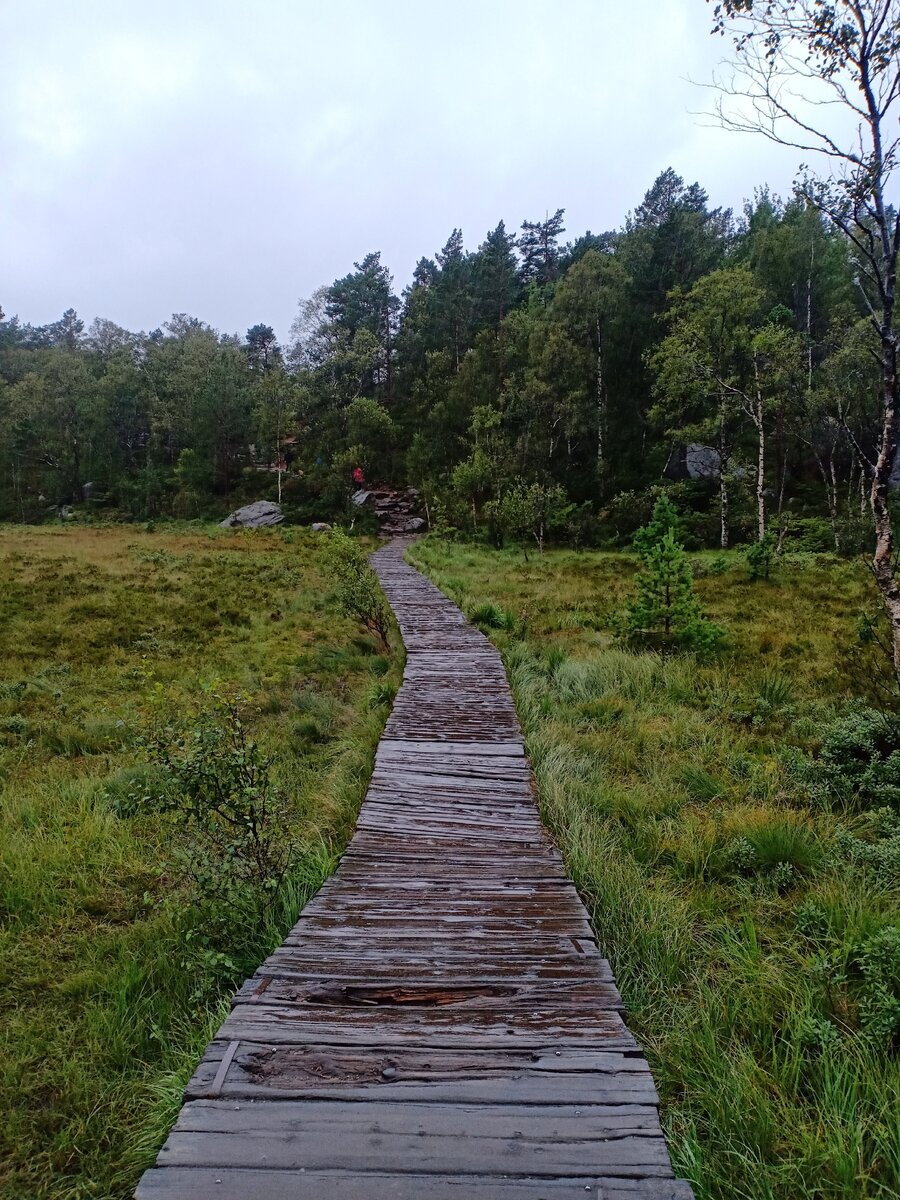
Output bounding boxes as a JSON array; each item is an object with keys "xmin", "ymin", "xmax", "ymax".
[{"xmin": 0, "ymin": 166, "xmax": 890, "ymax": 560}]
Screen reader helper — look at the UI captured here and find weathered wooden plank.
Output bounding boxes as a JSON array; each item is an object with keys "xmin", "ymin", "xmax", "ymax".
[
  {"xmin": 230, "ymin": 977, "xmax": 623, "ymax": 1011},
  {"xmin": 174, "ymin": 1098, "xmax": 663, "ymax": 1137},
  {"xmin": 259, "ymin": 953, "xmax": 613, "ymax": 985},
  {"xmin": 191, "ymin": 1042, "xmax": 652, "ymax": 1073},
  {"xmin": 184, "ymin": 1042, "xmax": 657, "ymax": 1104},
  {"xmin": 217, "ymin": 1003, "xmax": 636, "ymax": 1049},
  {"xmin": 158, "ymin": 1098, "xmax": 672, "ymax": 1175},
  {"xmin": 138, "ymin": 1168, "xmax": 696, "ymax": 1199}
]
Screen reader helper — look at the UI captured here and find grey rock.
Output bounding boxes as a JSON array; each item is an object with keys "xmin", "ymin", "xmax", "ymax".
[
  {"xmin": 403, "ymin": 517, "xmax": 427, "ymax": 532},
  {"xmin": 351, "ymin": 489, "xmax": 374, "ymax": 507},
  {"xmin": 219, "ymin": 500, "xmax": 284, "ymax": 529},
  {"xmin": 81, "ymin": 481, "xmax": 95, "ymax": 500},
  {"xmin": 310, "ymin": 522, "xmax": 333, "ymax": 532},
  {"xmin": 59, "ymin": 505, "xmax": 76, "ymax": 520},
  {"xmin": 685, "ymin": 443, "xmax": 722, "ymax": 480},
  {"xmin": 665, "ymin": 444, "xmax": 718, "ymax": 482}
]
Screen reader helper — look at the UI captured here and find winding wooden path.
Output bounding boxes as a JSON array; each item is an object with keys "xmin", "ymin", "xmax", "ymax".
[{"xmin": 136, "ymin": 540, "xmax": 693, "ymax": 1199}]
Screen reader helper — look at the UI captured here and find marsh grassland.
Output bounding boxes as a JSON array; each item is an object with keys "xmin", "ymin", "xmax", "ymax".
[
  {"xmin": 0, "ymin": 525, "xmax": 399, "ymax": 1199},
  {"xmin": 409, "ymin": 538, "xmax": 900, "ymax": 1200}
]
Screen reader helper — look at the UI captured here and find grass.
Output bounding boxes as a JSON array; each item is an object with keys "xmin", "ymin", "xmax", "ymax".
[
  {"xmin": 408, "ymin": 537, "xmax": 900, "ymax": 1200},
  {"xmin": 0, "ymin": 523, "xmax": 400, "ymax": 1200}
]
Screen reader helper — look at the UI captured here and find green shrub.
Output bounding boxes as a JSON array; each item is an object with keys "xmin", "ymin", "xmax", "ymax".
[
  {"xmin": 745, "ymin": 531, "xmax": 777, "ymax": 580},
  {"xmin": 323, "ymin": 529, "xmax": 391, "ymax": 649},
  {"xmin": 134, "ymin": 688, "xmax": 295, "ymax": 911},
  {"xmin": 755, "ymin": 673, "xmax": 794, "ymax": 711},
  {"xmin": 787, "ymin": 516, "xmax": 838, "ymax": 553},
  {"xmin": 816, "ymin": 707, "xmax": 900, "ymax": 810},
  {"xmin": 470, "ymin": 600, "xmax": 515, "ymax": 629},
  {"xmin": 853, "ymin": 925, "xmax": 900, "ymax": 1049},
  {"xmin": 692, "ymin": 552, "xmax": 730, "ymax": 578},
  {"xmin": 832, "ymin": 808, "xmax": 900, "ymax": 885},
  {"xmin": 495, "ymin": 479, "xmax": 570, "ymax": 558},
  {"xmin": 677, "ymin": 764, "xmax": 723, "ymax": 802},
  {"xmin": 747, "ymin": 819, "xmax": 819, "ymax": 873}
]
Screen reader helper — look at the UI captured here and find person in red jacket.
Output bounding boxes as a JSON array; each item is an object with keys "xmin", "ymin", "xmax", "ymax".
[{"xmin": 352, "ymin": 466, "xmax": 364, "ymax": 487}]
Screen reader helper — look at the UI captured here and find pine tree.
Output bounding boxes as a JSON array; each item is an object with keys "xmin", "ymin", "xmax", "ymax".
[
  {"xmin": 519, "ymin": 209, "xmax": 566, "ymax": 287},
  {"xmin": 624, "ymin": 530, "xmax": 723, "ymax": 651},
  {"xmin": 632, "ymin": 494, "xmax": 685, "ymax": 559}
]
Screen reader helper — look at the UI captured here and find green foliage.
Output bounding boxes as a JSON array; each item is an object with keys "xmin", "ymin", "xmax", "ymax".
[
  {"xmin": 623, "ymin": 530, "xmax": 725, "ymax": 652},
  {"xmin": 814, "ymin": 707, "xmax": 900, "ymax": 811},
  {"xmin": 323, "ymin": 529, "xmax": 391, "ymax": 649},
  {"xmin": 632, "ymin": 494, "xmax": 685, "ymax": 558},
  {"xmin": 745, "ymin": 530, "xmax": 777, "ymax": 580},
  {"xmin": 469, "ymin": 600, "xmax": 517, "ymax": 630},
  {"xmin": 136, "ymin": 687, "xmax": 294, "ymax": 909},
  {"xmin": 852, "ymin": 926, "xmax": 900, "ymax": 1049},
  {"xmin": 493, "ymin": 479, "xmax": 569, "ymax": 558},
  {"xmin": 0, "ymin": 165, "xmax": 881, "ymax": 550}
]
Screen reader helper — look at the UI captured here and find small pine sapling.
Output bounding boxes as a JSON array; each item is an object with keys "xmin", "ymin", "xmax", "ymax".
[
  {"xmin": 624, "ymin": 529, "xmax": 724, "ymax": 652},
  {"xmin": 745, "ymin": 530, "xmax": 776, "ymax": 580}
]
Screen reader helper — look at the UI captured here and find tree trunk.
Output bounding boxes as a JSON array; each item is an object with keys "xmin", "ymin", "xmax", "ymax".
[
  {"xmin": 718, "ymin": 413, "xmax": 729, "ymax": 550},
  {"xmin": 756, "ymin": 417, "xmax": 766, "ymax": 541},
  {"xmin": 752, "ymin": 352, "xmax": 766, "ymax": 540},
  {"xmin": 829, "ymin": 450, "xmax": 840, "ymax": 553},
  {"xmin": 806, "ymin": 239, "xmax": 814, "ymax": 389},
  {"xmin": 276, "ymin": 404, "xmax": 283, "ymax": 505},
  {"xmin": 596, "ymin": 316, "xmax": 606, "ymax": 498},
  {"xmin": 815, "ymin": 450, "xmax": 840, "ymax": 552},
  {"xmin": 870, "ymin": 335, "xmax": 900, "ymax": 682}
]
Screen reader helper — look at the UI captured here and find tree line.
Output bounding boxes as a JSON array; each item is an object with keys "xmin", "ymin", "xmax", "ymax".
[{"xmin": 0, "ymin": 168, "xmax": 890, "ymax": 555}]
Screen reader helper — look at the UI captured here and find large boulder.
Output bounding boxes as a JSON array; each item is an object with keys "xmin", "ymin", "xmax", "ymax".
[
  {"xmin": 220, "ymin": 500, "xmax": 283, "ymax": 529},
  {"xmin": 665, "ymin": 444, "xmax": 717, "ymax": 482}
]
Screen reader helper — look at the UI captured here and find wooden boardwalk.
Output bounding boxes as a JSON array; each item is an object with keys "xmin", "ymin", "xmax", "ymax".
[{"xmin": 136, "ymin": 540, "xmax": 693, "ymax": 1199}]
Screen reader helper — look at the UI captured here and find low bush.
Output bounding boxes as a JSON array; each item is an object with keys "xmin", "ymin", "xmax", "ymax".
[
  {"xmin": 814, "ymin": 707, "xmax": 900, "ymax": 811},
  {"xmin": 745, "ymin": 531, "xmax": 777, "ymax": 580},
  {"xmin": 131, "ymin": 687, "xmax": 297, "ymax": 945},
  {"xmin": 323, "ymin": 529, "xmax": 391, "ymax": 649}
]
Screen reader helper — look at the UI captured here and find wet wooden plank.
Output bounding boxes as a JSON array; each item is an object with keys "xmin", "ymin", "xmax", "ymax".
[
  {"xmin": 231, "ymin": 977, "xmax": 623, "ymax": 1012},
  {"xmin": 185, "ymin": 1042, "xmax": 656, "ymax": 1104},
  {"xmin": 217, "ymin": 1004, "xmax": 636, "ymax": 1049},
  {"xmin": 138, "ymin": 1168, "xmax": 696, "ymax": 1199},
  {"xmin": 158, "ymin": 1099, "xmax": 673, "ymax": 1175}
]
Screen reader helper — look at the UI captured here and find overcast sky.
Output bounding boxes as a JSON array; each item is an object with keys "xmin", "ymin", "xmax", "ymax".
[{"xmin": 1, "ymin": 0, "xmax": 808, "ymax": 342}]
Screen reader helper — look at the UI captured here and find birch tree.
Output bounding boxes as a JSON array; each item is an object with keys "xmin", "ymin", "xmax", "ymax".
[{"xmin": 709, "ymin": 0, "xmax": 900, "ymax": 672}]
